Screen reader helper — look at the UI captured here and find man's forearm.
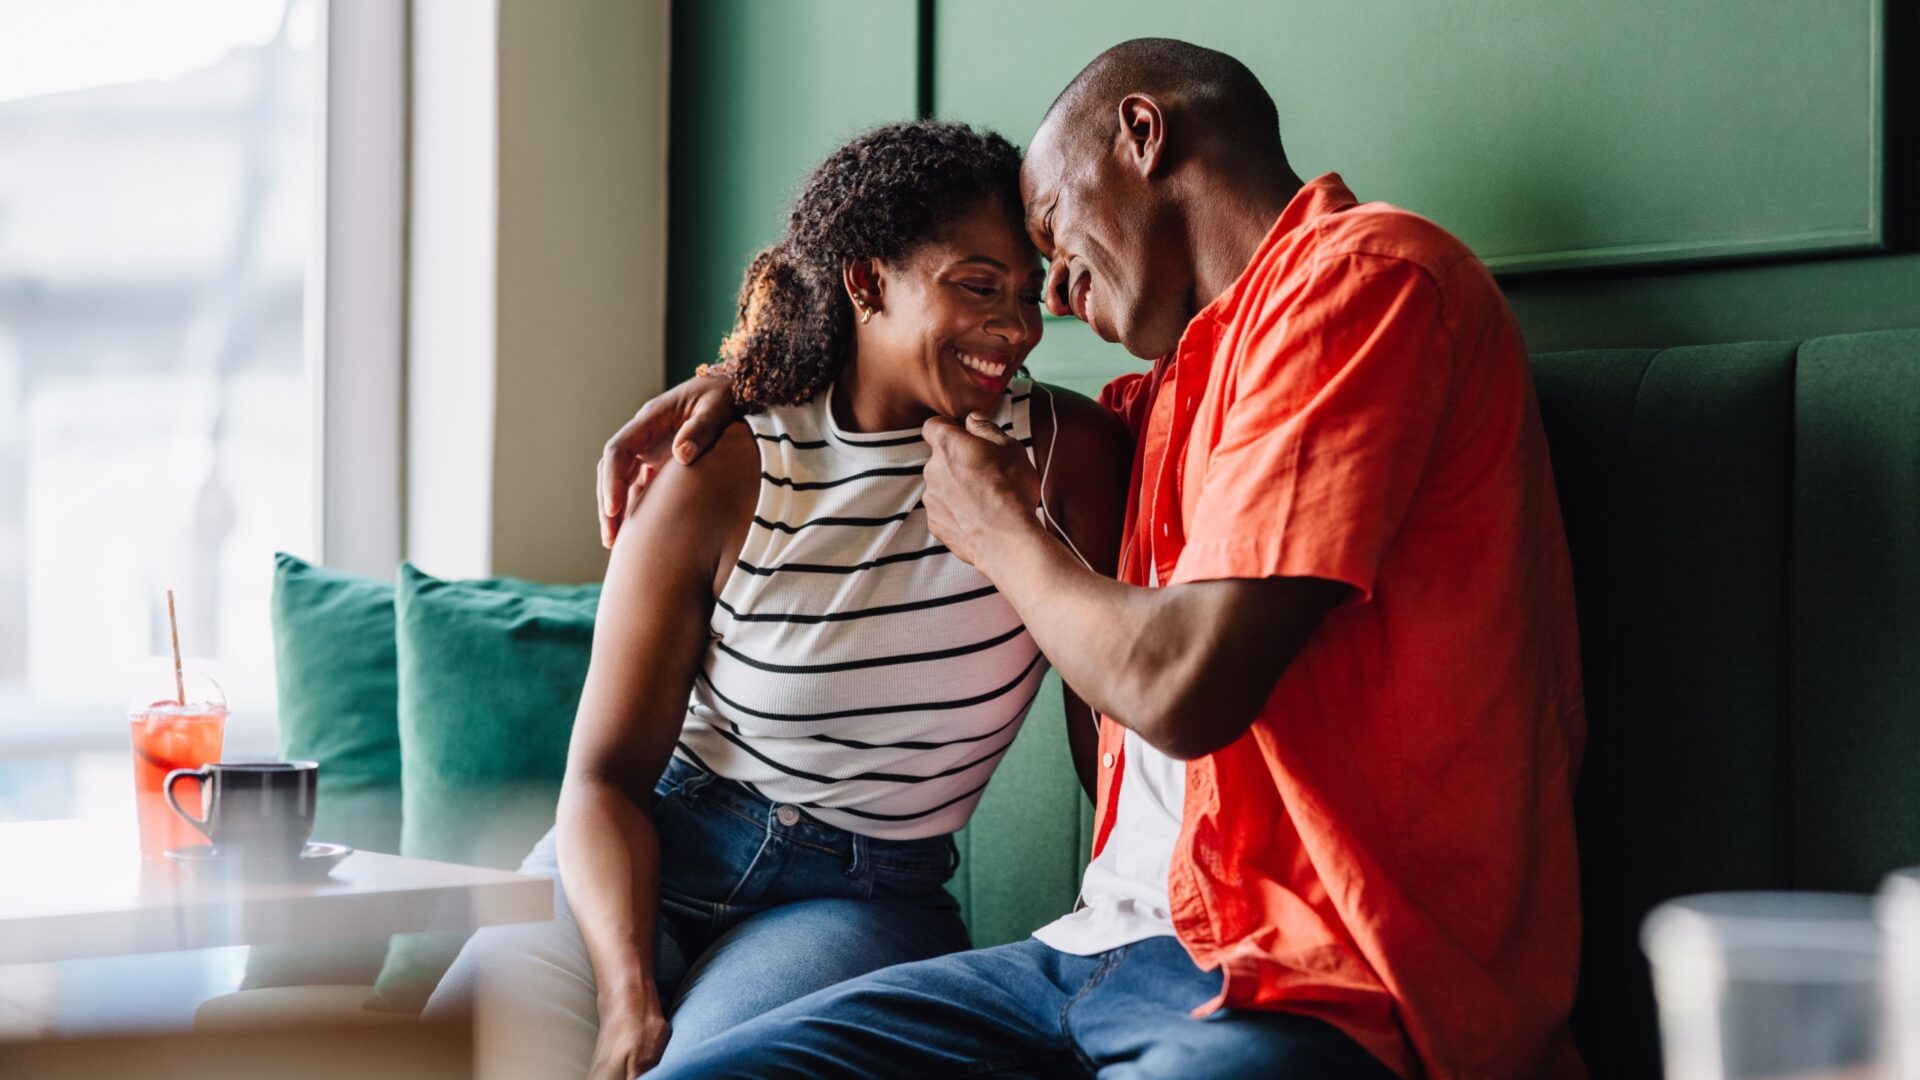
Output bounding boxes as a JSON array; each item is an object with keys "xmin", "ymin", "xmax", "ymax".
[{"xmin": 978, "ymin": 518, "xmax": 1209, "ymax": 754}]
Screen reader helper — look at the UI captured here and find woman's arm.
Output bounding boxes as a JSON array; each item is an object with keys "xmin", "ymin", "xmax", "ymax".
[
  {"xmin": 558, "ymin": 422, "xmax": 757, "ymax": 1080},
  {"xmin": 1029, "ymin": 383, "xmax": 1133, "ymax": 803}
]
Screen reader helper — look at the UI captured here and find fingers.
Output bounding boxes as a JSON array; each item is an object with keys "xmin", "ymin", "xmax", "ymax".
[
  {"xmin": 921, "ymin": 415, "xmax": 963, "ymax": 446},
  {"xmin": 599, "ymin": 405, "xmax": 659, "ymax": 525},
  {"xmin": 964, "ymin": 412, "xmax": 1007, "ymax": 442},
  {"xmin": 672, "ymin": 397, "xmax": 731, "ymax": 465}
]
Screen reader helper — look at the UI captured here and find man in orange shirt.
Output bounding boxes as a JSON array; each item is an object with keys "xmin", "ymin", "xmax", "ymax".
[{"xmin": 613, "ymin": 38, "xmax": 1583, "ymax": 1079}]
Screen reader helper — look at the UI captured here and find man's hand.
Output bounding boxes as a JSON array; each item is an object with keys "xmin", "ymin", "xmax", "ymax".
[
  {"xmin": 597, "ymin": 371, "xmax": 738, "ymax": 548},
  {"xmin": 588, "ymin": 994, "xmax": 671, "ymax": 1080},
  {"xmin": 922, "ymin": 413, "xmax": 1044, "ymax": 567}
]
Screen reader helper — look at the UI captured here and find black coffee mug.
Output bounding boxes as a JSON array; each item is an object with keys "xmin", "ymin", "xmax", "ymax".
[{"xmin": 165, "ymin": 761, "xmax": 319, "ymax": 858}]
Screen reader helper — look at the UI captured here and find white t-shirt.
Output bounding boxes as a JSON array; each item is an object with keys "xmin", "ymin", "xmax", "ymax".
[{"xmin": 1031, "ymin": 726, "xmax": 1186, "ymax": 955}]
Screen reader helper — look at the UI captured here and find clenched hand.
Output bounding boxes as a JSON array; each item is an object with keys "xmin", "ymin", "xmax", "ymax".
[{"xmin": 921, "ymin": 413, "xmax": 1044, "ymax": 568}]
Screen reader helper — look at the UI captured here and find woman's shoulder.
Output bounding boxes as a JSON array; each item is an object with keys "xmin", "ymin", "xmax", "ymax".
[
  {"xmin": 624, "ymin": 418, "xmax": 760, "ymax": 526},
  {"xmin": 1031, "ymin": 381, "xmax": 1132, "ymax": 465}
]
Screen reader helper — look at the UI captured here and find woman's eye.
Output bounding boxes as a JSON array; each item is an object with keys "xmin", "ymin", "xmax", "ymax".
[
  {"xmin": 960, "ymin": 283, "xmax": 995, "ymax": 298},
  {"xmin": 1019, "ymin": 293, "xmax": 1042, "ymax": 306}
]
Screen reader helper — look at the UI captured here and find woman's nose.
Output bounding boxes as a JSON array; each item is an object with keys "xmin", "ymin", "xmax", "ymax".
[{"xmin": 988, "ymin": 295, "xmax": 1040, "ymax": 347}]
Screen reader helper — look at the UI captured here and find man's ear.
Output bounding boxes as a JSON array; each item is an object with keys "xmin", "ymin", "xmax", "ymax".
[
  {"xmin": 1116, "ymin": 93, "xmax": 1166, "ymax": 179},
  {"xmin": 843, "ymin": 259, "xmax": 885, "ymax": 315}
]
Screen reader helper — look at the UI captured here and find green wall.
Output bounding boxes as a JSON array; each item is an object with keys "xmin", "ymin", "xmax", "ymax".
[
  {"xmin": 667, "ymin": 3, "xmax": 1916, "ymax": 388},
  {"xmin": 666, "ymin": 0, "xmax": 920, "ymax": 379}
]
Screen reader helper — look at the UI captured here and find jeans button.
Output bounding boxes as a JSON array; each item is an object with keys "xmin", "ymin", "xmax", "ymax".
[{"xmin": 775, "ymin": 805, "xmax": 801, "ymax": 827}]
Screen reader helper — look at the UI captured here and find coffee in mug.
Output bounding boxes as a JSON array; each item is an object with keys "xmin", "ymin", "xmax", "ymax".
[{"xmin": 165, "ymin": 761, "xmax": 319, "ymax": 858}]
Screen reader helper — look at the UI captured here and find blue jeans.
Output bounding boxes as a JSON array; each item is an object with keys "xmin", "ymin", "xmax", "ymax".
[
  {"xmin": 423, "ymin": 757, "xmax": 969, "ymax": 1074},
  {"xmin": 647, "ymin": 934, "xmax": 1399, "ymax": 1079}
]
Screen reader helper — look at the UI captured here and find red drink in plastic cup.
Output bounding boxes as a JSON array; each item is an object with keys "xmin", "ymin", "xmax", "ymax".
[{"xmin": 128, "ymin": 677, "xmax": 227, "ymax": 860}]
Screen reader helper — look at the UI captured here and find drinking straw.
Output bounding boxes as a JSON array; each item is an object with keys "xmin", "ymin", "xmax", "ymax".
[{"xmin": 166, "ymin": 589, "xmax": 186, "ymax": 707}]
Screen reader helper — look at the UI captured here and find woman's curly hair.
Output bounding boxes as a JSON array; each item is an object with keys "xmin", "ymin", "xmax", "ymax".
[{"xmin": 717, "ymin": 121, "xmax": 1024, "ymax": 410}]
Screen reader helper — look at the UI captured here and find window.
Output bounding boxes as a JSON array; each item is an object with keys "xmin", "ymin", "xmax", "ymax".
[{"xmin": 0, "ymin": 0, "xmax": 320, "ymax": 757}]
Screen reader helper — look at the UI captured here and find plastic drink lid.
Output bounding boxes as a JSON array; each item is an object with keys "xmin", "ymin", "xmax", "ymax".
[
  {"xmin": 1642, "ymin": 892, "xmax": 1881, "ymax": 983},
  {"xmin": 1882, "ymin": 869, "xmax": 1920, "ymax": 939}
]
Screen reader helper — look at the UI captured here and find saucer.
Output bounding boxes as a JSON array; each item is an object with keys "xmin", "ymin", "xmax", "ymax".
[{"xmin": 166, "ymin": 841, "xmax": 353, "ymax": 882}]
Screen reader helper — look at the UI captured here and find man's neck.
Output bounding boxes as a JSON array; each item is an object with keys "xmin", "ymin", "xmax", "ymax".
[{"xmin": 1186, "ymin": 162, "xmax": 1305, "ymax": 310}]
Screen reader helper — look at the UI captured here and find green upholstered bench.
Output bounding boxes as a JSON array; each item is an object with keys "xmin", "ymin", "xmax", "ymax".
[{"xmin": 204, "ymin": 328, "xmax": 1920, "ymax": 1078}]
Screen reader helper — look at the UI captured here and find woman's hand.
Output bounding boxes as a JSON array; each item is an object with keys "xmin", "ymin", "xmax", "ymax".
[
  {"xmin": 597, "ymin": 370, "xmax": 739, "ymax": 548},
  {"xmin": 589, "ymin": 992, "xmax": 672, "ymax": 1080}
]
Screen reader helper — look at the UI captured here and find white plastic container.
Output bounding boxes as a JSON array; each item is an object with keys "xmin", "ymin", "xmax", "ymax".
[
  {"xmin": 1881, "ymin": 870, "xmax": 1920, "ymax": 1080},
  {"xmin": 1643, "ymin": 892, "xmax": 1883, "ymax": 1080}
]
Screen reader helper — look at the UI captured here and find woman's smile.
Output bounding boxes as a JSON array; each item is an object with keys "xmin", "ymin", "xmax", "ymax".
[{"xmin": 952, "ymin": 345, "xmax": 1014, "ymax": 391}]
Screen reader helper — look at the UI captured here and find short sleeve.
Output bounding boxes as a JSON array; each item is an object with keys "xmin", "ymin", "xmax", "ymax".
[
  {"xmin": 1171, "ymin": 253, "xmax": 1452, "ymax": 600},
  {"xmin": 1097, "ymin": 370, "xmax": 1155, "ymax": 439}
]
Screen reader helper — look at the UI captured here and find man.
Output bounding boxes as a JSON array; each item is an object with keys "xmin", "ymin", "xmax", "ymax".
[{"xmin": 600, "ymin": 39, "xmax": 1584, "ymax": 1078}]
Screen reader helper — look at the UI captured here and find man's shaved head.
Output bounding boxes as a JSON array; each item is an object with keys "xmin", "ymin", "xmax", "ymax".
[
  {"xmin": 1039, "ymin": 38, "xmax": 1284, "ymax": 164},
  {"xmin": 1022, "ymin": 39, "xmax": 1302, "ymax": 361}
]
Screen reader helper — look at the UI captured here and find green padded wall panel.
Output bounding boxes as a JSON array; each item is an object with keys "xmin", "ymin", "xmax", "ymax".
[
  {"xmin": 667, "ymin": 0, "xmax": 921, "ymax": 381},
  {"xmin": 1533, "ymin": 342, "xmax": 1797, "ymax": 1077},
  {"xmin": 949, "ymin": 669, "xmax": 1095, "ymax": 946},
  {"xmin": 1789, "ymin": 329, "xmax": 1920, "ymax": 891},
  {"xmin": 933, "ymin": 0, "xmax": 1885, "ymax": 273}
]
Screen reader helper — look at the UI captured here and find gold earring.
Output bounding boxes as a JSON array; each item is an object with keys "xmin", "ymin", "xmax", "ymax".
[{"xmin": 857, "ymin": 300, "xmax": 874, "ymax": 324}]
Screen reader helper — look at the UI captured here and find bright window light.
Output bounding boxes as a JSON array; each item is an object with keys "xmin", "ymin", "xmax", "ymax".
[{"xmin": 0, "ymin": 0, "xmax": 318, "ymax": 763}]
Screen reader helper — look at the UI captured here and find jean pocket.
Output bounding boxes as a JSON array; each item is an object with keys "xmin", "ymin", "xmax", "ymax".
[
  {"xmin": 870, "ymin": 836, "xmax": 962, "ymax": 891},
  {"xmin": 653, "ymin": 782, "xmax": 769, "ymax": 905},
  {"xmin": 652, "ymin": 755, "xmax": 714, "ymax": 802}
]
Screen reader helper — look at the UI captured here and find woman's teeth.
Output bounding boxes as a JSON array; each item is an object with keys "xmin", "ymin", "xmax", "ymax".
[{"xmin": 956, "ymin": 351, "xmax": 1007, "ymax": 378}]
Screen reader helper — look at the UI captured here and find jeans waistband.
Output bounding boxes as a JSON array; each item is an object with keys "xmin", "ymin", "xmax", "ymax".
[{"xmin": 658, "ymin": 754, "xmax": 958, "ymax": 874}]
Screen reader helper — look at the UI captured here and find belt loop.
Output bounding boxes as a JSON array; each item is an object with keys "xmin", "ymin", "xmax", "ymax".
[{"xmin": 846, "ymin": 833, "xmax": 866, "ymax": 878}]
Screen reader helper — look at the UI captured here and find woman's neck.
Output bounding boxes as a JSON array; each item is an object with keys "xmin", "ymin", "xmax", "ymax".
[{"xmin": 833, "ymin": 357, "xmax": 933, "ymax": 433}]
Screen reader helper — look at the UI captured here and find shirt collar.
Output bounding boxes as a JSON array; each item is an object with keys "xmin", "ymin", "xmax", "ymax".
[
  {"xmin": 1185, "ymin": 172, "xmax": 1356, "ymax": 335},
  {"xmin": 1145, "ymin": 173, "xmax": 1358, "ymax": 394}
]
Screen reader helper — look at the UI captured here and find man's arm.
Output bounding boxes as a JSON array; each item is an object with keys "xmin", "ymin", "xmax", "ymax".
[
  {"xmin": 597, "ymin": 370, "xmax": 740, "ymax": 547},
  {"xmin": 923, "ymin": 414, "xmax": 1343, "ymax": 761},
  {"xmin": 990, "ymin": 515, "xmax": 1342, "ymax": 762}
]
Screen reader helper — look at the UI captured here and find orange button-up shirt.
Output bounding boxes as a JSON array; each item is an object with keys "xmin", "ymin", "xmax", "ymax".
[{"xmin": 1093, "ymin": 175, "xmax": 1585, "ymax": 1079}]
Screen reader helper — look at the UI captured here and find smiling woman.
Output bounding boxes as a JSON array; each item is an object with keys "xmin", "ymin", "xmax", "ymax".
[
  {"xmin": 423, "ymin": 119, "xmax": 1133, "ymax": 1077},
  {"xmin": 719, "ymin": 121, "xmax": 1043, "ymax": 424}
]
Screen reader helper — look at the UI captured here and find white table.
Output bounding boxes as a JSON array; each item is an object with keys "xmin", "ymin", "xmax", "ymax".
[{"xmin": 0, "ymin": 818, "xmax": 551, "ymax": 966}]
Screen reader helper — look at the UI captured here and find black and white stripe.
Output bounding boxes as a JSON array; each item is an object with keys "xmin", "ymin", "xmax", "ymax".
[{"xmin": 679, "ymin": 379, "xmax": 1046, "ymax": 840}]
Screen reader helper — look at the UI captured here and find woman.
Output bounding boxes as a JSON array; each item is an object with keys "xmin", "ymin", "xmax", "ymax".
[{"xmin": 424, "ymin": 121, "xmax": 1130, "ymax": 1078}]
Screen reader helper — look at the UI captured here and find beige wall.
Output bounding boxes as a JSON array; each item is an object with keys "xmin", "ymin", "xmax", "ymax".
[{"xmin": 407, "ymin": 0, "xmax": 669, "ymax": 584}]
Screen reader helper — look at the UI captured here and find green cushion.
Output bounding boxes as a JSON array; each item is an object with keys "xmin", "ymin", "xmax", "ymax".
[
  {"xmin": 1789, "ymin": 329, "xmax": 1920, "ymax": 890},
  {"xmin": 243, "ymin": 553, "xmax": 405, "ymax": 990},
  {"xmin": 370, "ymin": 563, "xmax": 600, "ymax": 1011},
  {"xmin": 948, "ymin": 669, "xmax": 1094, "ymax": 947},
  {"xmin": 1535, "ymin": 341, "xmax": 1798, "ymax": 1078}
]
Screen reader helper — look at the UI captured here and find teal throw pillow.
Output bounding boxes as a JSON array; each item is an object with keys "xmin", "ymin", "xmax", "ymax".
[{"xmin": 369, "ymin": 563, "xmax": 599, "ymax": 1011}]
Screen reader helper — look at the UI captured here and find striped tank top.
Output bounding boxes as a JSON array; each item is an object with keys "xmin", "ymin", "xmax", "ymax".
[{"xmin": 676, "ymin": 377, "xmax": 1046, "ymax": 840}]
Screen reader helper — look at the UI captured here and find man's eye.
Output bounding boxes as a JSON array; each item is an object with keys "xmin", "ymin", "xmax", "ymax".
[
  {"xmin": 960, "ymin": 283, "xmax": 994, "ymax": 297},
  {"xmin": 1019, "ymin": 293, "xmax": 1042, "ymax": 306}
]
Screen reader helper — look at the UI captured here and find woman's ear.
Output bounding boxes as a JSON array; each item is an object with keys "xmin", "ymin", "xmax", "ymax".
[{"xmin": 843, "ymin": 259, "xmax": 885, "ymax": 320}]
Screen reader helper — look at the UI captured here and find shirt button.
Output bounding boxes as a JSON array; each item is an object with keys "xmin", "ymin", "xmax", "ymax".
[
  {"xmin": 1101, "ymin": 753, "xmax": 1115, "ymax": 769},
  {"xmin": 775, "ymin": 805, "xmax": 801, "ymax": 827}
]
